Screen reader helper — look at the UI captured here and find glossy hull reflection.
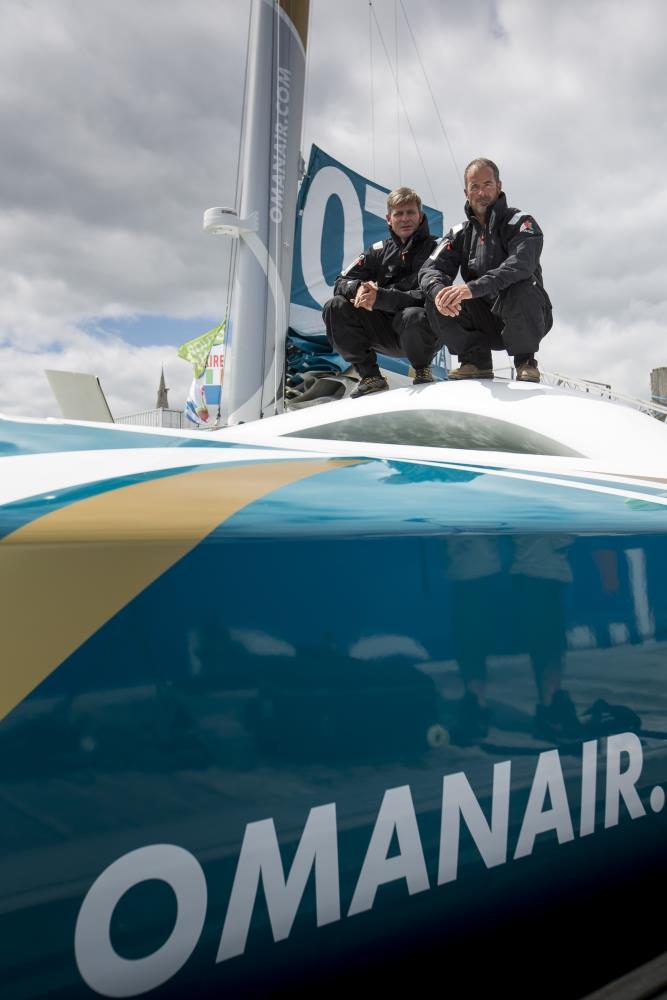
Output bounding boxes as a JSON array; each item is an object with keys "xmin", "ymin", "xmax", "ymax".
[{"xmin": 1, "ymin": 454, "xmax": 667, "ymax": 999}]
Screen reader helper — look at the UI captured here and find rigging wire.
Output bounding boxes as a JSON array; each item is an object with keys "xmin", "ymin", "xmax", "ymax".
[
  {"xmin": 369, "ymin": 2, "xmax": 376, "ymax": 179},
  {"xmin": 301, "ymin": 0, "xmax": 314, "ymax": 159},
  {"xmin": 226, "ymin": 5, "xmax": 253, "ymax": 321},
  {"xmin": 398, "ymin": 0, "xmax": 462, "ymax": 182},
  {"xmin": 272, "ymin": 0, "xmax": 281, "ymax": 416},
  {"xmin": 394, "ymin": 0, "xmax": 401, "ymax": 184},
  {"xmin": 216, "ymin": 0, "xmax": 253, "ymax": 424},
  {"xmin": 368, "ymin": 2, "xmax": 438, "ymax": 207}
]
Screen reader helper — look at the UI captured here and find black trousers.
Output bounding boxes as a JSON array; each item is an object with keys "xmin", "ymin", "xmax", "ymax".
[
  {"xmin": 323, "ymin": 296, "xmax": 445, "ymax": 377},
  {"xmin": 425, "ymin": 279, "xmax": 553, "ymax": 365}
]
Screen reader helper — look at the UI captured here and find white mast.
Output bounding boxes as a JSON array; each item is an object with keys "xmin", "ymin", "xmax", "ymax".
[{"xmin": 207, "ymin": 0, "xmax": 309, "ymax": 426}]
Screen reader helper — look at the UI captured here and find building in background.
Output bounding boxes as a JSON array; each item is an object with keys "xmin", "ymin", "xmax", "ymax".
[{"xmin": 116, "ymin": 367, "xmax": 185, "ymax": 428}]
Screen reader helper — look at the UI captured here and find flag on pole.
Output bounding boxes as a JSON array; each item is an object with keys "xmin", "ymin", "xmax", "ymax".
[
  {"xmin": 183, "ymin": 339, "xmax": 226, "ymax": 426},
  {"xmin": 177, "ymin": 322, "xmax": 225, "ymax": 378}
]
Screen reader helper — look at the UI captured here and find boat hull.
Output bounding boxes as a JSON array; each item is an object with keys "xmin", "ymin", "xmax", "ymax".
[{"xmin": 2, "ymin": 422, "xmax": 667, "ymax": 998}]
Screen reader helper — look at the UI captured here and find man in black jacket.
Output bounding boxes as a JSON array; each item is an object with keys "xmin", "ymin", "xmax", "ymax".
[
  {"xmin": 419, "ymin": 158, "xmax": 552, "ymax": 382},
  {"xmin": 323, "ymin": 186, "xmax": 441, "ymax": 397}
]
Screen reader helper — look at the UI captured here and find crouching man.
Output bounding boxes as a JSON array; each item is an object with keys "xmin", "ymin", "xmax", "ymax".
[
  {"xmin": 323, "ymin": 186, "xmax": 443, "ymax": 398},
  {"xmin": 419, "ymin": 158, "xmax": 552, "ymax": 382}
]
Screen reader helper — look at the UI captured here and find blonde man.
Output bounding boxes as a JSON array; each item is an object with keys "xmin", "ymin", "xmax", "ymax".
[{"xmin": 323, "ymin": 187, "xmax": 442, "ymax": 397}]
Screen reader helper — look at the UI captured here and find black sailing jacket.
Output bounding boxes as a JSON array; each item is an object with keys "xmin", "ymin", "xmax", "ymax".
[
  {"xmin": 418, "ymin": 192, "xmax": 550, "ymax": 304},
  {"xmin": 333, "ymin": 215, "xmax": 438, "ymax": 314}
]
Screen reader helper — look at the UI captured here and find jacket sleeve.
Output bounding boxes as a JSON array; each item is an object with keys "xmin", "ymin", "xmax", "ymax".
[
  {"xmin": 373, "ymin": 278, "xmax": 425, "ymax": 313},
  {"xmin": 468, "ymin": 215, "xmax": 543, "ymax": 298},
  {"xmin": 333, "ymin": 248, "xmax": 377, "ymax": 300},
  {"xmin": 418, "ymin": 230, "xmax": 463, "ymax": 300},
  {"xmin": 373, "ymin": 236, "xmax": 438, "ymax": 312}
]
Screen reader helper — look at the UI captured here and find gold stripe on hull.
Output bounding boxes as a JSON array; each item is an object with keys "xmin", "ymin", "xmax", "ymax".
[{"xmin": 0, "ymin": 458, "xmax": 358, "ymax": 721}]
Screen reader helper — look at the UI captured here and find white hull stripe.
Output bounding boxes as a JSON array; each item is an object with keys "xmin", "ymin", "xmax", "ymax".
[{"xmin": 430, "ymin": 460, "xmax": 667, "ymax": 508}]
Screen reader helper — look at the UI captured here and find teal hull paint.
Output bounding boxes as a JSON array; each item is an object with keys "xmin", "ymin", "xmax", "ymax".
[
  {"xmin": 2, "ymin": 454, "xmax": 667, "ymax": 998},
  {"xmin": 0, "ymin": 416, "xmax": 240, "ymax": 456}
]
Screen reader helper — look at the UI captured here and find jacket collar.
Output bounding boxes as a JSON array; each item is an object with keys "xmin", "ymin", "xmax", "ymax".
[
  {"xmin": 464, "ymin": 191, "xmax": 508, "ymax": 231},
  {"xmin": 388, "ymin": 212, "xmax": 431, "ymax": 250}
]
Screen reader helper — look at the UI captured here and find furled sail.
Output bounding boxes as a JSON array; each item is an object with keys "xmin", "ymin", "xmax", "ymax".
[{"xmin": 221, "ymin": 0, "xmax": 310, "ymax": 426}]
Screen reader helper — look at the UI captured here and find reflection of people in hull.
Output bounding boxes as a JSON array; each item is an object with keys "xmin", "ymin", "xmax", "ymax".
[
  {"xmin": 446, "ymin": 533, "xmax": 596, "ymax": 746},
  {"xmin": 246, "ymin": 641, "xmax": 440, "ymax": 763},
  {"xmin": 509, "ymin": 535, "xmax": 579, "ymax": 741}
]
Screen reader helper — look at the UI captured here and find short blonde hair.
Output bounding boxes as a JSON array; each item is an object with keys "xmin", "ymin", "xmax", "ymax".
[{"xmin": 386, "ymin": 186, "xmax": 422, "ymax": 215}]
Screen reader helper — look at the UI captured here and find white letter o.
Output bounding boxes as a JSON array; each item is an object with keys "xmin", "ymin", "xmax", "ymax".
[
  {"xmin": 300, "ymin": 165, "xmax": 363, "ymax": 307},
  {"xmin": 74, "ymin": 844, "xmax": 207, "ymax": 998}
]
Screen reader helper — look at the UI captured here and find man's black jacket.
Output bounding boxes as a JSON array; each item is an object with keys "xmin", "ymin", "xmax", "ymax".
[
  {"xmin": 333, "ymin": 215, "xmax": 437, "ymax": 314},
  {"xmin": 418, "ymin": 192, "xmax": 549, "ymax": 303}
]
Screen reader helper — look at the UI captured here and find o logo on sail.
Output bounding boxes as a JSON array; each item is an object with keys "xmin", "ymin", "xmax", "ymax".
[{"xmin": 300, "ymin": 166, "xmax": 363, "ymax": 305}]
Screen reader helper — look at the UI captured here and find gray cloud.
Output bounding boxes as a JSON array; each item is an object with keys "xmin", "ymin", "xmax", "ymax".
[
  {"xmin": 304, "ymin": 0, "xmax": 667, "ymax": 398},
  {"xmin": 1, "ymin": 0, "xmax": 666, "ymax": 417}
]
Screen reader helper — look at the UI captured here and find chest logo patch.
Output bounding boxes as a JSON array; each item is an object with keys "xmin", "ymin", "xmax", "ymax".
[
  {"xmin": 342, "ymin": 254, "xmax": 365, "ymax": 276},
  {"xmin": 431, "ymin": 238, "xmax": 452, "ymax": 259}
]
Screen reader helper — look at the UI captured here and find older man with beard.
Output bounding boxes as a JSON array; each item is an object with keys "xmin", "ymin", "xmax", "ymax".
[{"xmin": 419, "ymin": 158, "xmax": 552, "ymax": 382}]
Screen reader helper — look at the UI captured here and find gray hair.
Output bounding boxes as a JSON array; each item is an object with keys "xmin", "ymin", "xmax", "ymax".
[{"xmin": 463, "ymin": 158, "xmax": 500, "ymax": 186}]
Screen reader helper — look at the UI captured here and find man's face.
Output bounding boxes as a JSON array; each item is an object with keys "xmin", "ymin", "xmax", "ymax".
[
  {"xmin": 465, "ymin": 165, "xmax": 502, "ymax": 218},
  {"xmin": 386, "ymin": 201, "xmax": 421, "ymax": 242}
]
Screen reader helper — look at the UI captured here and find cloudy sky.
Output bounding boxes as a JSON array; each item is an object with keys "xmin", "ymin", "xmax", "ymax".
[{"xmin": 1, "ymin": 0, "xmax": 666, "ymax": 419}]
